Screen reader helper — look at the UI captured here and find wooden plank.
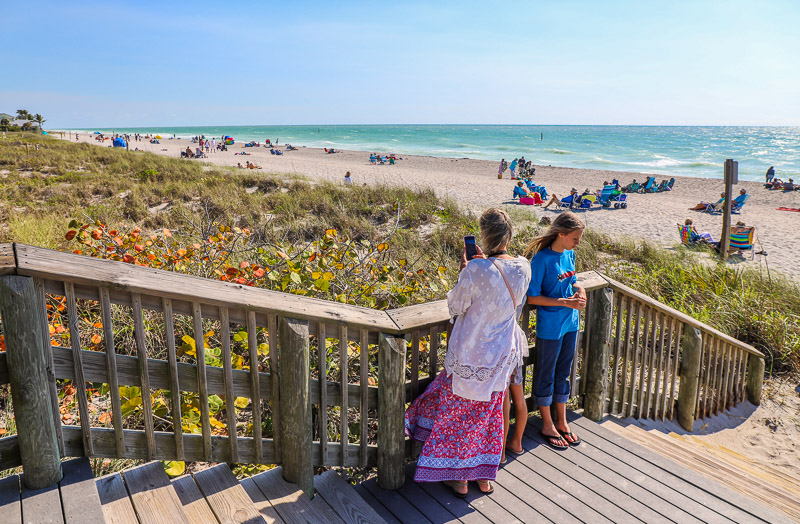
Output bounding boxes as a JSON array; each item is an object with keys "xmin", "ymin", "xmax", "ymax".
[
  {"xmin": 0, "ymin": 474, "xmax": 21, "ymax": 524},
  {"xmin": 636, "ymin": 306, "xmax": 650, "ymax": 418},
  {"xmin": 132, "ymin": 292, "xmax": 156, "ymax": 460},
  {"xmin": 396, "ymin": 465, "xmax": 462, "ymax": 523},
  {"xmin": 246, "ymin": 310, "xmax": 262, "ymax": 464},
  {"xmin": 318, "ymin": 322, "xmax": 328, "ymax": 466},
  {"xmin": 339, "ymin": 325, "xmax": 348, "ymax": 468},
  {"xmin": 402, "ymin": 466, "xmax": 489, "ymax": 524},
  {"xmin": 34, "ymin": 278, "xmax": 64, "ymax": 456},
  {"xmin": 695, "ymin": 334, "xmax": 707, "ymax": 420},
  {"xmin": 377, "ymin": 333, "xmax": 406, "ymax": 490},
  {"xmin": 361, "ymin": 477, "xmax": 432, "ymax": 523},
  {"xmin": 20, "ymin": 477, "xmax": 64, "ymax": 524},
  {"xmin": 668, "ymin": 323, "xmax": 684, "ymax": 421},
  {"xmin": 722, "ymin": 343, "xmax": 733, "ymax": 412},
  {"xmin": 100, "ymin": 287, "xmax": 125, "ymax": 457},
  {"xmin": 96, "ymin": 472, "xmax": 139, "ymax": 524},
  {"xmin": 59, "ymin": 457, "xmax": 105, "ymax": 524},
  {"xmin": 65, "ymin": 282, "xmax": 94, "ymax": 457},
  {"xmin": 351, "ymin": 485, "xmax": 401, "ymax": 524},
  {"xmin": 652, "ymin": 313, "xmax": 666, "ymax": 420},
  {"xmin": 410, "ymin": 330, "xmax": 420, "ymax": 400},
  {"xmin": 618, "ymin": 296, "xmax": 633, "ymax": 416},
  {"xmin": 123, "ymin": 461, "xmax": 190, "ymax": 524},
  {"xmin": 162, "ymin": 298, "xmax": 183, "ymax": 461},
  {"xmin": 239, "ymin": 477, "xmax": 285, "ymax": 524},
  {"xmin": 250, "ymin": 467, "xmax": 345, "ymax": 524},
  {"xmin": 315, "ymin": 471, "xmax": 389, "ymax": 524},
  {"xmin": 268, "ymin": 314, "xmax": 280, "ymax": 463},
  {"xmin": 171, "ymin": 475, "xmax": 220, "ymax": 524},
  {"xmin": 608, "ymin": 292, "xmax": 624, "ymax": 414},
  {"xmin": 0, "ymin": 435, "xmax": 21, "ymax": 471},
  {"xmin": 428, "ymin": 326, "xmax": 439, "ymax": 379},
  {"xmin": 658, "ymin": 317, "xmax": 674, "ymax": 421},
  {"xmin": 219, "ymin": 307, "xmax": 238, "ymax": 464},
  {"xmin": 627, "ymin": 301, "xmax": 642, "ymax": 417},
  {"xmin": 0, "ymin": 243, "xmax": 14, "ymax": 275},
  {"xmin": 193, "ymin": 464, "xmax": 266, "ymax": 523},
  {"xmin": 192, "ymin": 302, "xmax": 212, "ymax": 462},
  {"xmin": 708, "ymin": 337, "xmax": 720, "ymax": 418},
  {"xmin": 17, "ymin": 244, "xmax": 398, "ymax": 333},
  {"xmin": 359, "ymin": 329, "xmax": 369, "ymax": 468}
]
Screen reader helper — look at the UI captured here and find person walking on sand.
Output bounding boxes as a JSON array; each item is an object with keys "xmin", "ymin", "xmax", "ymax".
[
  {"xmin": 766, "ymin": 166, "xmax": 775, "ymax": 184},
  {"xmin": 525, "ymin": 212, "xmax": 586, "ymax": 451},
  {"xmin": 406, "ymin": 208, "xmax": 531, "ymax": 498},
  {"xmin": 510, "ymin": 158, "xmax": 518, "ymax": 179},
  {"xmin": 344, "ymin": 171, "xmax": 352, "ymax": 185},
  {"xmin": 498, "ymin": 159, "xmax": 507, "ymax": 178}
]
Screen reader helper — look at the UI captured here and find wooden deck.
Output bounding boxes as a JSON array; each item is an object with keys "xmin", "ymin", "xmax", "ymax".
[{"xmin": 1, "ymin": 412, "xmax": 794, "ymax": 523}]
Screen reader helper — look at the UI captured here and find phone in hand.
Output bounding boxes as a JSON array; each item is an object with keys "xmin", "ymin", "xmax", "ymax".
[{"xmin": 464, "ymin": 235, "xmax": 478, "ymax": 261}]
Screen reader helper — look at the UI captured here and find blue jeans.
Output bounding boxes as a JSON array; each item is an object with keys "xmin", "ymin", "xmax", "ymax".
[{"xmin": 534, "ymin": 331, "xmax": 578, "ymax": 406}]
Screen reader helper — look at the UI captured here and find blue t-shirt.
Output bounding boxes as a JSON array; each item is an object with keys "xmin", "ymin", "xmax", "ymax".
[{"xmin": 527, "ymin": 248, "xmax": 580, "ymax": 340}]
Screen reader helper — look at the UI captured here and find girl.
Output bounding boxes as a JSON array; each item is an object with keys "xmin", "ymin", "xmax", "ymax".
[
  {"xmin": 406, "ymin": 208, "xmax": 531, "ymax": 497},
  {"xmin": 525, "ymin": 212, "xmax": 586, "ymax": 450}
]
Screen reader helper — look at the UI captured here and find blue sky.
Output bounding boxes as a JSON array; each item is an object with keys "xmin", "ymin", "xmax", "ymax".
[{"xmin": 2, "ymin": 1, "xmax": 798, "ymax": 127}]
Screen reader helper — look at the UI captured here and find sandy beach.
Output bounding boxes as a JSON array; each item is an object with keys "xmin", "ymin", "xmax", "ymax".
[{"xmin": 65, "ymin": 134, "xmax": 800, "ymax": 278}]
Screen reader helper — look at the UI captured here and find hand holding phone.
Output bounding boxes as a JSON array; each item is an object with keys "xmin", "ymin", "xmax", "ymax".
[{"xmin": 464, "ymin": 235, "xmax": 478, "ymax": 261}]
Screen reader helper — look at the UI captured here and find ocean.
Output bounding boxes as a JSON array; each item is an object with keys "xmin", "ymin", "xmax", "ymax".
[{"xmin": 73, "ymin": 125, "xmax": 800, "ymax": 182}]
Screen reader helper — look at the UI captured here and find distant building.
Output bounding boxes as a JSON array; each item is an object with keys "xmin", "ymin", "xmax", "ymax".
[{"xmin": 0, "ymin": 113, "xmax": 14, "ymax": 121}]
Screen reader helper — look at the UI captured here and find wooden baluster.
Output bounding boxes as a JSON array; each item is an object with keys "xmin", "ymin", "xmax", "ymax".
[
  {"xmin": 732, "ymin": 348, "xmax": 744, "ymax": 405},
  {"xmin": 726, "ymin": 346, "xmax": 738, "ymax": 408},
  {"xmin": 618, "ymin": 296, "xmax": 633, "ymax": 417},
  {"xmin": 658, "ymin": 318, "xmax": 674, "ymax": 421},
  {"xmin": 378, "ymin": 333, "xmax": 406, "ymax": 490},
  {"xmin": 636, "ymin": 307, "xmax": 651, "ymax": 418},
  {"xmin": 360, "ymin": 329, "xmax": 369, "ymax": 468},
  {"xmin": 708, "ymin": 337, "xmax": 721, "ymax": 417},
  {"xmin": 162, "ymin": 298, "xmax": 183, "ymax": 461},
  {"xmin": 644, "ymin": 310, "xmax": 660, "ymax": 419},
  {"xmin": 247, "ymin": 310, "xmax": 262, "ymax": 463},
  {"xmin": 65, "ymin": 283, "xmax": 94, "ymax": 456},
  {"xmin": 608, "ymin": 293, "xmax": 624, "ymax": 415},
  {"xmin": 668, "ymin": 323, "xmax": 684, "ymax": 421},
  {"xmin": 584, "ymin": 287, "xmax": 614, "ymax": 421},
  {"xmin": 268, "ymin": 314, "xmax": 280, "ymax": 463},
  {"xmin": 717, "ymin": 342, "xmax": 730, "ymax": 416},
  {"xmin": 34, "ymin": 278, "xmax": 64, "ymax": 455},
  {"xmin": 696, "ymin": 334, "xmax": 709, "ymax": 420},
  {"xmin": 627, "ymin": 301, "xmax": 642, "ymax": 418},
  {"xmin": 192, "ymin": 302, "xmax": 212, "ymax": 462},
  {"xmin": 428, "ymin": 326, "xmax": 439, "ymax": 379},
  {"xmin": 100, "ymin": 288, "xmax": 125, "ymax": 457},
  {"xmin": 339, "ymin": 325, "xmax": 348, "ymax": 467},
  {"xmin": 220, "ymin": 307, "xmax": 238, "ymax": 464},
  {"xmin": 132, "ymin": 293, "xmax": 155, "ymax": 460},
  {"xmin": 677, "ymin": 326, "xmax": 703, "ymax": 432},
  {"xmin": 410, "ymin": 331, "xmax": 420, "ymax": 401},
  {"xmin": 318, "ymin": 322, "xmax": 328, "ymax": 465}
]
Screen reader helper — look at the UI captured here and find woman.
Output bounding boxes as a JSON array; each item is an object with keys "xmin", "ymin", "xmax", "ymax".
[
  {"xmin": 689, "ymin": 192, "xmax": 725, "ymax": 212},
  {"xmin": 405, "ymin": 208, "xmax": 531, "ymax": 497},
  {"xmin": 525, "ymin": 212, "xmax": 586, "ymax": 450}
]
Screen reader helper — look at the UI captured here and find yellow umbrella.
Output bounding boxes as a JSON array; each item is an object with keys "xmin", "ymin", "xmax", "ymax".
[{"xmin": 155, "ymin": 135, "xmax": 162, "ymax": 139}]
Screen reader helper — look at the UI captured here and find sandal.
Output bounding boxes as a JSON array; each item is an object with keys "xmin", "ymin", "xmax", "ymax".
[
  {"xmin": 540, "ymin": 430, "xmax": 569, "ymax": 450},
  {"xmin": 505, "ymin": 445, "xmax": 524, "ymax": 456},
  {"xmin": 444, "ymin": 480, "xmax": 468, "ymax": 498},
  {"xmin": 477, "ymin": 480, "xmax": 494, "ymax": 494},
  {"xmin": 558, "ymin": 429, "xmax": 581, "ymax": 446}
]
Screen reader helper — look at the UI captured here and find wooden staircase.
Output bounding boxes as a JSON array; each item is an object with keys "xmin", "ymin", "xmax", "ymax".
[{"xmin": 603, "ymin": 417, "xmax": 800, "ymax": 522}]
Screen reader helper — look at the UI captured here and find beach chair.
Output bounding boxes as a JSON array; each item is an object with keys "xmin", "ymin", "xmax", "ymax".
[
  {"xmin": 731, "ymin": 194, "xmax": 750, "ymax": 214},
  {"xmin": 512, "ymin": 186, "xmax": 528, "ymax": 200},
  {"xmin": 622, "ymin": 181, "xmax": 641, "ymax": 193},
  {"xmin": 577, "ymin": 195, "xmax": 596, "ymax": 209},
  {"xmin": 640, "ymin": 177, "xmax": 657, "ymax": 193},
  {"xmin": 678, "ymin": 224, "xmax": 701, "ymax": 246},
  {"xmin": 667, "ymin": 177, "xmax": 675, "ymax": 189},
  {"xmin": 728, "ymin": 226, "xmax": 756, "ymax": 259},
  {"xmin": 598, "ymin": 185, "xmax": 628, "ymax": 208},
  {"xmin": 557, "ymin": 195, "xmax": 578, "ymax": 209},
  {"xmin": 657, "ymin": 180, "xmax": 671, "ymax": 192}
]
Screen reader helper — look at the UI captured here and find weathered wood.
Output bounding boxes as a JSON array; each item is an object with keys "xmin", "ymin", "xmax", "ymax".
[
  {"xmin": 132, "ymin": 292, "xmax": 156, "ymax": 461},
  {"xmin": 96, "ymin": 473, "xmax": 139, "ymax": 524},
  {"xmin": 627, "ymin": 301, "xmax": 642, "ymax": 417},
  {"xmin": 59, "ymin": 457, "xmax": 105, "ymax": 524},
  {"xmin": 747, "ymin": 354, "xmax": 765, "ymax": 406},
  {"xmin": 193, "ymin": 463, "xmax": 266, "ymax": 523},
  {"xmin": 677, "ymin": 326, "xmax": 703, "ymax": 431},
  {"xmin": 317, "ymin": 322, "xmax": 328, "ymax": 466},
  {"xmin": 409, "ymin": 331, "xmax": 420, "ymax": 401},
  {"xmin": 268, "ymin": 314, "xmax": 281, "ymax": 464},
  {"xmin": 18, "ymin": 244, "xmax": 398, "ymax": 333},
  {"xmin": 20, "ymin": 478, "xmax": 63, "ymax": 524},
  {"xmin": 239, "ymin": 477, "xmax": 286, "ymax": 523},
  {"xmin": 0, "ymin": 244, "xmax": 14, "ymax": 276},
  {"xmin": 191, "ymin": 302, "xmax": 212, "ymax": 462},
  {"xmin": 247, "ymin": 310, "xmax": 262, "ymax": 464},
  {"xmin": 636, "ymin": 307, "xmax": 652, "ymax": 419},
  {"xmin": 0, "ymin": 435, "xmax": 21, "ymax": 471},
  {"xmin": 123, "ymin": 461, "xmax": 190, "ymax": 524},
  {"xmin": 170, "ymin": 475, "xmax": 220, "ymax": 524},
  {"xmin": 0, "ymin": 474, "xmax": 21, "ymax": 524},
  {"xmin": 339, "ymin": 325, "xmax": 348, "ymax": 468},
  {"xmin": 619, "ymin": 297, "xmax": 633, "ymax": 416},
  {"xmin": 315, "ymin": 470, "xmax": 387, "ymax": 524},
  {"xmin": 65, "ymin": 282, "xmax": 94, "ymax": 457},
  {"xmin": 101, "ymin": 287, "xmax": 126, "ymax": 458},
  {"xmin": 34, "ymin": 278, "xmax": 64, "ymax": 455},
  {"xmin": 359, "ymin": 329, "xmax": 369, "ymax": 468},
  {"xmin": 608, "ymin": 292, "xmax": 624, "ymax": 414},
  {"xmin": 0, "ymin": 275, "xmax": 62, "ymax": 489},
  {"xmin": 161, "ymin": 298, "xmax": 183, "ymax": 461},
  {"xmin": 220, "ymin": 307, "xmax": 239, "ymax": 464},
  {"xmin": 250, "ymin": 467, "xmax": 344, "ymax": 523},
  {"xmin": 584, "ymin": 287, "xmax": 614, "ymax": 421},
  {"xmin": 278, "ymin": 317, "xmax": 313, "ymax": 497},
  {"xmin": 668, "ymin": 323, "xmax": 684, "ymax": 421},
  {"xmin": 658, "ymin": 317, "xmax": 675, "ymax": 421},
  {"xmin": 0, "ymin": 353, "xmax": 7, "ymax": 386},
  {"xmin": 377, "ymin": 333, "xmax": 406, "ymax": 490}
]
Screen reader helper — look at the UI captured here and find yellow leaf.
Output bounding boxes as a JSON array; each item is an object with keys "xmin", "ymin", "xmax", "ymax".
[
  {"xmin": 163, "ymin": 461, "xmax": 185, "ymax": 477},
  {"xmin": 234, "ymin": 397, "xmax": 250, "ymax": 409},
  {"xmin": 325, "ymin": 228, "xmax": 337, "ymax": 237},
  {"xmin": 91, "ymin": 334, "xmax": 102, "ymax": 345},
  {"xmin": 323, "ymin": 272, "xmax": 334, "ymax": 281},
  {"xmin": 312, "ymin": 271, "xmax": 322, "ymax": 280},
  {"xmin": 377, "ymin": 243, "xmax": 388, "ymax": 252},
  {"xmin": 209, "ymin": 417, "xmax": 226, "ymax": 429}
]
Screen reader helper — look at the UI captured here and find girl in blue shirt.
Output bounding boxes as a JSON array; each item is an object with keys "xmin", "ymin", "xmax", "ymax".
[{"xmin": 525, "ymin": 212, "xmax": 586, "ymax": 449}]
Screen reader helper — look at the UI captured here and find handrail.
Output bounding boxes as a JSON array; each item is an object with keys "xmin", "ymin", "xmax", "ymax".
[{"xmin": 0, "ymin": 244, "xmax": 14, "ymax": 276}]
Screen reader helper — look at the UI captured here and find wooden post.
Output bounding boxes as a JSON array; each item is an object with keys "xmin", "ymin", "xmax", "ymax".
[
  {"xmin": 377, "ymin": 333, "xmax": 406, "ymax": 490},
  {"xmin": 0, "ymin": 275, "xmax": 62, "ymax": 489},
  {"xmin": 720, "ymin": 159, "xmax": 737, "ymax": 259},
  {"xmin": 677, "ymin": 327, "xmax": 703, "ymax": 432},
  {"xmin": 278, "ymin": 317, "xmax": 313, "ymax": 498},
  {"xmin": 746, "ymin": 355, "xmax": 765, "ymax": 406},
  {"xmin": 583, "ymin": 287, "xmax": 614, "ymax": 421}
]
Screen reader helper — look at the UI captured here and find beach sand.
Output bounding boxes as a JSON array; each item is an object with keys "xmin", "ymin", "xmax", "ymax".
[{"xmin": 66, "ymin": 134, "xmax": 800, "ymax": 278}]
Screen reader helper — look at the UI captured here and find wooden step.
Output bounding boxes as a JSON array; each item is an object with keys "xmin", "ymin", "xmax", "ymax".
[
  {"xmin": 59, "ymin": 458, "xmax": 106, "ymax": 523},
  {"xmin": 120, "ymin": 461, "xmax": 190, "ymax": 524},
  {"xmin": 193, "ymin": 463, "xmax": 267, "ymax": 523}
]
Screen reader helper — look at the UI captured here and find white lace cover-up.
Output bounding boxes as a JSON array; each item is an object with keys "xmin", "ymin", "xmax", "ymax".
[{"xmin": 444, "ymin": 256, "xmax": 531, "ymax": 402}]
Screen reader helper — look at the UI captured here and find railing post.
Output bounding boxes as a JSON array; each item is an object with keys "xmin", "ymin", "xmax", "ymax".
[
  {"xmin": 378, "ymin": 333, "xmax": 406, "ymax": 490},
  {"xmin": 677, "ymin": 326, "xmax": 703, "ymax": 432},
  {"xmin": 746, "ymin": 355, "xmax": 764, "ymax": 406},
  {"xmin": 0, "ymin": 275, "xmax": 62, "ymax": 489},
  {"xmin": 583, "ymin": 287, "xmax": 614, "ymax": 421},
  {"xmin": 278, "ymin": 317, "xmax": 313, "ymax": 498}
]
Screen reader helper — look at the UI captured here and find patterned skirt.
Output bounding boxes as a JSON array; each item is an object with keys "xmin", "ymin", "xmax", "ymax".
[{"xmin": 404, "ymin": 372, "xmax": 505, "ymax": 482}]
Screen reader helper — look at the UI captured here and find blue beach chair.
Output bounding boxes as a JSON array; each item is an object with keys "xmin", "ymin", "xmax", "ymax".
[
  {"xmin": 598, "ymin": 185, "xmax": 628, "ymax": 208},
  {"xmin": 731, "ymin": 193, "xmax": 750, "ymax": 214},
  {"xmin": 640, "ymin": 177, "xmax": 657, "ymax": 193}
]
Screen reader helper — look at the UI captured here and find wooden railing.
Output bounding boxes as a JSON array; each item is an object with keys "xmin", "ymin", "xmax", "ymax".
[{"xmin": 0, "ymin": 243, "xmax": 765, "ymax": 495}]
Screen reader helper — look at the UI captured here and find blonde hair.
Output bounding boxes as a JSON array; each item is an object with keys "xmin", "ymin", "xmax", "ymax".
[
  {"xmin": 524, "ymin": 212, "xmax": 585, "ymax": 256},
  {"xmin": 685, "ymin": 218, "xmax": 693, "ymax": 225},
  {"xmin": 480, "ymin": 208, "xmax": 513, "ymax": 254}
]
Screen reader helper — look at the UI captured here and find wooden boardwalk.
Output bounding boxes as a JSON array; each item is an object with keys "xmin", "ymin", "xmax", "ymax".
[{"xmin": 1, "ymin": 412, "xmax": 794, "ymax": 523}]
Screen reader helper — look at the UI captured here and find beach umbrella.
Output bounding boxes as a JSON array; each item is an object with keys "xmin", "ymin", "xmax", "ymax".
[
  {"xmin": 155, "ymin": 135, "xmax": 162, "ymax": 139},
  {"xmin": 93, "ymin": 131, "xmax": 101, "ymax": 134}
]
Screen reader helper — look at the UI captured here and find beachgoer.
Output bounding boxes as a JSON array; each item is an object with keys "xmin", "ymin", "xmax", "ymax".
[
  {"xmin": 406, "ymin": 208, "xmax": 531, "ymax": 498},
  {"xmin": 785, "ymin": 178, "xmax": 796, "ymax": 191},
  {"xmin": 525, "ymin": 212, "xmax": 586, "ymax": 450},
  {"xmin": 765, "ymin": 166, "xmax": 775, "ymax": 184},
  {"xmin": 689, "ymin": 192, "xmax": 725, "ymax": 212},
  {"xmin": 498, "ymin": 159, "xmax": 506, "ymax": 178},
  {"xmin": 510, "ymin": 158, "xmax": 518, "ymax": 179},
  {"xmin": 543, "ymin": 188, "xmax": 578, "ymax": 209},
  {"xmin": 344, "ymin": 171, "xmax": 352, "ymax": 185},
  {"xmin": 513, "ymin": 181, "xmax": 530, "ymax": 199},
  {"xmin": 684, "ymin": 218, "xmax": 715, "ymax": 243}
]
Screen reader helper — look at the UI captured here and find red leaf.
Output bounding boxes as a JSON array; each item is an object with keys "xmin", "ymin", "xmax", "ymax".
[
  {"xmin": 65, "ymin": 230, "xmax": 77, "ymax": 240},
  {"xmin": 122, "ymin": 254, "xmax": 135, "ymax": 263},
  {"xmin": 253, "ymin": 268, "xmax": 265, "ymax": 278},
  {"xmin": 91, "ymin": 229, "xmax": 103, "ymax": 240},
  {"xmin": 225, "ymin": 267, "xmax": 238, "ymax": 276}
]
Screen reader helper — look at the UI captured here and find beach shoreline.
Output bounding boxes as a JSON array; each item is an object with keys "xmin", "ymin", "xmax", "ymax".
[{"xmin": 59, "ymin": 133, "xmax": 800, "ymax": 278}]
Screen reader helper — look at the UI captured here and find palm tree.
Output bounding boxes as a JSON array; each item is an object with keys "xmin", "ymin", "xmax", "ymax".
[
  {"xmin": 0, "ymin": 118, "xmax": 9, "ymax": 132},
  {"xmin": 16, "ymin": 109, "xmax": 31, "ymax": 120},
  {"xmin": 34, "ymin": 114, "xmax": 45, "ymax": 130}
]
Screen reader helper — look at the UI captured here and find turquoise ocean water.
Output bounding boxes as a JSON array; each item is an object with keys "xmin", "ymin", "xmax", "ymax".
[{"xmin": 75, "ymin": 125, "xmax": 799, "ymax": 182}]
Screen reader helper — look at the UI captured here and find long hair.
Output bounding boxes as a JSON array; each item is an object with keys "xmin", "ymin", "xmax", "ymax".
[
  {"xmin": 480, "ymin": 208, "xmax": 513, "ymax": 254},
  {"xmin": 524, "ymin": 212, "xmax": 585, "ymax": 256}
]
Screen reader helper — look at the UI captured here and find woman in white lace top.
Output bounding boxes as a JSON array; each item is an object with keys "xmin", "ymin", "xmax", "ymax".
[{"xmin": 405, "ymin": 208, "xmax": 531, "ymax": 498}]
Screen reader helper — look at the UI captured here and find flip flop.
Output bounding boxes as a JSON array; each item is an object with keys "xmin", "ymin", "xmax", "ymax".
[
  {"xmin": 505, "ymin": 446, "xmax": 524, "ymax": 456},
  {"xmin": 444, "ymin": 480, "xmax": 468, "ymax": 498},
  {"xmin": 477, "ymin": 480, "xmax": 494, "ymax": 494},
  {"xmin": 540, "ymin": 430, "xmax": 569, "ymax": 450},
  {"xmin": 558, "ymin": 429, "xmax": 581, "ymax": 446}
]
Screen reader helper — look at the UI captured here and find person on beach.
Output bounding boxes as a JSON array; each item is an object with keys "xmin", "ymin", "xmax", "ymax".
[
  {"xmin": 510, "ymin": 158, "xmax": 518, "ymax": 179},
  {"xmin": 498, "ymin": 159, "xmax": 507, "ymax": 178},
  {"xmin": 684, "ymin": 218, "xmax": 715, "ymax": 244},
  {"xmin": 689, "ymin": 192, "xmax": 725, "ymax": 212},
  {"xmin": 406, "ymin": 208, "xmax": 531, "ymax": 498},
  {"xmin": 765, "ymin": 166, "xmax": 775, "ymax": 184},
  {"xmin": 543, "ymin": 188, "xmax": 579, "ymax": 210},
  {"xmin": 344, "ymin": 171, "xmax": 352, "ymax": 185},
  {"xmin": 525, "ymin": 212, "xmax": 586, "ymax": 450}
]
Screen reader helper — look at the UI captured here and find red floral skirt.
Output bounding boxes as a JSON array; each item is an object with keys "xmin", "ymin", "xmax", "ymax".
[{"xmin": 405, "ymin": 372, "xmax": 505, "ymax": 482}]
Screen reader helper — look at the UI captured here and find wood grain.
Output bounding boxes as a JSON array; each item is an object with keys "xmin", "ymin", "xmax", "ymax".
[
  {"xmin": 250, "ymin": 467, "xmax": 344, "ymax": 524},
  {"xmin": 0, "ymin": 243, "xmax": 14, "ymax": 276},
  {"xmin": 171, "ymin": 475, "xmax": 220, "ymax": 523},
  {"xmin": 315, "ymin": 470, "xmax": 387, "ymax": 524},
  {"xmin": 123, "ymin": 461, "xmax": 190, "ymax": 524},
  {"xmin": 0, "ymin": 474, "xmax": 21, "ymax": 524},
  {"xmin": 193, "ymin": 464, "xmax": 266, "ymax": 523},
  {"xmin": 59, "ymin": 457, "xmax": 105, "ymax": 524},
  {"xmin": 96, "ymin": 473, "xmax": 139, "ymax": 524}
]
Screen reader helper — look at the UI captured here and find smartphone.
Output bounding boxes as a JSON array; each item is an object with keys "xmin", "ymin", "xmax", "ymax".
[{"xmin": 464, "ymin": 235, "xmax": 478, "ymax": 260}]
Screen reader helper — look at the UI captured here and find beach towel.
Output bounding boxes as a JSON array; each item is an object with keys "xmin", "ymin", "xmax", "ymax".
[{"xmin": 777, "ymin": 207, "xmax": 800, "ymax": 212}]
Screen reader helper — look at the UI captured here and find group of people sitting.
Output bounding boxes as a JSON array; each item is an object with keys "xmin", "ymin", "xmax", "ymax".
[
  {"xmin": 369, "ymin": 153, "xmax": 397, "ymax": 165},
  {"xmin": 689, "ymin": 188, "xmax": 749, "ymax": 213},
  {"xmin": 237, "ymin": 161, "xmax": 262, "ymax": 169},
  {"xmin": 498, "ymin": 157, "xmax": 535, "ymax": 179},
  {"xmin": 514, "ymin": 180, "xmax": 628, "ymax": 211},
  {"xmin": 621, "ymin": 177, "xmax": 674, "ymax": 193},
  {"xmin": 182, "ymin": 146, "xmax": 206, "ymax": 159},
  {"xmin": 324, "ymin": 147, "xmax": 339, "ymax": 154}
]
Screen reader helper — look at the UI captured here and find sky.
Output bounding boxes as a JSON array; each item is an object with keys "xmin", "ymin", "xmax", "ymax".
[{"xmin": 2, "ymin": 1, "xmax": 799, "ymax": 127}]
